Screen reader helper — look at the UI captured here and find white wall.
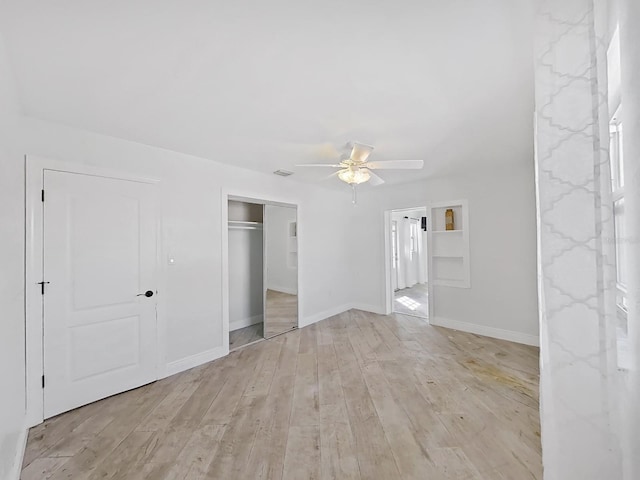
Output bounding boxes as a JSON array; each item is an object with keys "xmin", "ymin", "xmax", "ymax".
[
  {"xmin": 351, "ymin": 162, "xmax": 539, "ymax": 344},
  {"xmin": 265, "ymin": 205, "xmax": 298, "ymax": 295},
  {"xmin": 8, "ymin": 115, "xmax": 354, "ymax": 374},
  {"xmin": 0, "ymin": 33, "xmax": 27, "ymax": 480},
  {"xmin": 228, "ymin": 201, "xmax": 264, "ymax": 331},
  {"xmin": 228, "ymin": 227, "xmax": 264, "ymax": 331}
]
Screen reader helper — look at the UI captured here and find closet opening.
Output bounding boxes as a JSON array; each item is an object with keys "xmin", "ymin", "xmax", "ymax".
[{"xmin": 227, "ymin": 197, "xmax": 299, "ymax": 351}]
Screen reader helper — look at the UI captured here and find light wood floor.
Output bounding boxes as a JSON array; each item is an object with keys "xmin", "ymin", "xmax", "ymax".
[
  {"xmin": 394, "ymin": 283, "xmax": 429, "ymax": 318},
  {"xmin": 22, "ymin": 310, "xmax": 541, "ymax": 480},
  {"xmin": 229, "ymin": 323, "xmax": 264, "ymax": 351}
]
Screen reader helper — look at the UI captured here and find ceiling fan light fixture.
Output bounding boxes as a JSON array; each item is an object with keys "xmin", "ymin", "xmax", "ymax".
[{"xmin": 338, "ymin": 168, "xmax": 370, "ymax": 185}]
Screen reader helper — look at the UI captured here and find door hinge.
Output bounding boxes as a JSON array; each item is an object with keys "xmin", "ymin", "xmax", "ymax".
[
  {"xmin": 42, "ymin": 375, "xmax": 45, "ymax": 388},
  {"xmin": 41, "ymin": 189, "xmax": 45, "ymax": 202},
  {"xmin": 38, "ymin": 281, "xmax": 50, "ymax": 294}
]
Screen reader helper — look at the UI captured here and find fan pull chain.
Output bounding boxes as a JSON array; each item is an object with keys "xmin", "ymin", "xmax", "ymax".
[{"xmin": 352, "ymin": 184, "xmax": 357, "ymax": 205}]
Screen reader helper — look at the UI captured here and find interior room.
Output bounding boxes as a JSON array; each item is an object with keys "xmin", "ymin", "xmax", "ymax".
[{"xmin": 1, "ymin": 1, "xmax": 639, "ymax": 479}]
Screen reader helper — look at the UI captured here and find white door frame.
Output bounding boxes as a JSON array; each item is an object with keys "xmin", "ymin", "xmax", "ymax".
[
  {"xmin": 391, "ymin": 220, "xmax": 399, "ymax": 292},
  {"xmin": 383, "ymin": 206, "xmax": 434, "ymax": 320},
  {"xmin": 221, "ymin": 190, "xmax": 301, "ymax": 353},
  {"xmin": 25, "ymin": 155, "xmax": 162, "ymax": 427}
]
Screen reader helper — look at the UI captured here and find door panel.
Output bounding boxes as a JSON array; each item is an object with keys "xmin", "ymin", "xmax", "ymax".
[
  {"xmin": 43, "ymin": 170, "xmax": 158, "ymax": 418},
  {"xmin": 70, "ymin": 193, "xmax": 141, "ymax": 310},
  {"xmin": 69, "ymin": 315, "xmax": 140, "ymax": 381},
  {"xmin": 263, "ymin": 204, "xmax": 298, "ymax": 338}
]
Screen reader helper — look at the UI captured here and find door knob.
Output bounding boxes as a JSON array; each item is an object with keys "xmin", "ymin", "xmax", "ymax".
[{"xmin": 137, "ymin": 290, "xmax": 154, "ymax": 297}]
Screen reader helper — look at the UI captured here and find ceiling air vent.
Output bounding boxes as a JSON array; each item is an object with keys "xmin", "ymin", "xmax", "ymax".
[{"xmin": 273, "ymin": 169, "xmax": 294, "ymax": 177}]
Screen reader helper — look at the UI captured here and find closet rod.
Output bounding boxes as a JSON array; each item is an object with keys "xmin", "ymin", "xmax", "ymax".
[
  {"xmin": 229, "ymin": 225, "xmax": 263, "ymax": 230},
  {"xmin": 229, "ymin": 220, "xmax": 263, "ymax": 227}
]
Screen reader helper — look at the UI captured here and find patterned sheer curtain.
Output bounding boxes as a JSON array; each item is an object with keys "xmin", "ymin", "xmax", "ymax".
[{"xmin": 534, "ymin": 0, "xmax": 626, "ymax": 478}]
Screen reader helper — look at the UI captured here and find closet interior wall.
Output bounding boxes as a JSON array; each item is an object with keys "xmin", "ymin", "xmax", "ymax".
[{"xmin": 228, "ymin": 200, "xmax": 264, "ymax": 333}]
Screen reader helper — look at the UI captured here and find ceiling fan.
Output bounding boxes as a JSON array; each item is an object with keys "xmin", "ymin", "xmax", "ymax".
[{"xmin": 296, "ymin": 142, "xmax": 424, "ymax": 203}]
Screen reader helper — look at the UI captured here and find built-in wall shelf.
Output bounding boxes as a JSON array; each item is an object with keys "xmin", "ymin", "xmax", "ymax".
[{"xmin": 428, "ymin": 200, "xmax": 470, "ymax": 288}]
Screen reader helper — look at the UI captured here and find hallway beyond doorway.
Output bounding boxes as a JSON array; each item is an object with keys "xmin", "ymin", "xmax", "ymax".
[{"xmin": 394, "ymin": 282, "xmax": 429, "ymax": 318}]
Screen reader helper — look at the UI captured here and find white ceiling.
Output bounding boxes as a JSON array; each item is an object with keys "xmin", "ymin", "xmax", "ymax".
[{"xmin": 0, "ymin": 0, "xmax": 534, "ymax": 188}]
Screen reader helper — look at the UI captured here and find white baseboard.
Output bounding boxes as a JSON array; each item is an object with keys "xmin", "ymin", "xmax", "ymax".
[
  {"xmin": 299, "ymin": 304, "xmax": 352, "ymax": 328},
  {"xmin": 350, "ymin": 303, "xmax": 387, "ymax": 315},
  {"xmin": 163, "ymin": 345, "xmax": 228, "ymax": 378},
  {"xmin": 230, "ymin": 315, "xmax": 263, "ymax": 332},
  {"xmin": 5, "ymin": 425, "xmax": 27, "ymax": 480},
  {"xmin": 429, "ymin": 316, "xmax": 540, "ymax": 347},
  {"xmin": 267, "ymin": 285, "xmax": 298, "ymax": 296}
]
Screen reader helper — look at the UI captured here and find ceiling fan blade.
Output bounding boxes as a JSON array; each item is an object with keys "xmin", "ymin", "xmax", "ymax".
[
  {"xmin": 350, "ymin": 142, "xmax": 374, "ymax": 163},
  {"xmin": 367, "ymin": 160, "xmax": 424, "ymax": 170},
  {"xmin": 296, "ymin": 163, "xmax": 342, "ymax": 168},
  {"xmin": 365, "ymin": 169, "xmax": 385, "ymax": 186}
]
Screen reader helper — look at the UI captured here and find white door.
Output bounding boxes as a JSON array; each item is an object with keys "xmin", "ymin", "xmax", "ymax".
[{"xmin": 43, "ymin": 170, "xmax": 158, "ymax": 418}]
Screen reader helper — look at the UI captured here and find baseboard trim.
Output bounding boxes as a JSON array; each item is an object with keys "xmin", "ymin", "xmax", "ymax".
[
  {"xmin": 299, "ymin": 304, "xmax": 352, "ymax": 328},
  {"xmin": 350, "ymin": 303, "xmax": 387, "ymax": 315},
  {"xmin": 230, "ymin": 315, "xmax": 263, "ymax": 332},
  {"xmin": 429, "ymin": 316, "xmax": 540, "ymax": 347},
  {"xmin": 163, "ymin": 345, "xmax": 228, "ymax": 378},
  {"xmin": 6, "ymin": 425, "xmax": 28, "ymax": 480}
]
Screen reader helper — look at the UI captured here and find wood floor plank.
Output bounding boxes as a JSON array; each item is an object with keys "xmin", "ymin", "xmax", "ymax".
[
  {"xmin": 204, "ymin": 394, "xmax": 268, "ymax": 479},
  {"xmin": 289, "ymin": 327, "xmax": 319, "ymax": 427},
  {"xmin": 46, "ymin": 381, "xmax": 172, "ymax": 480},
  {"xmin": 242, "ymin": 334, "xmax": 300, "ymax": 480},
  {"xmin": 20, "ymin": 457, "xmax": 69, "ymax": 480},
  {"xmin": 137, "ymin": 366, "xmax": 230, "ymax": 478},
  {"xmin": 282, "ymin": 425, "xmax": 321, "ymax": 480},
  {"xmin": 22, "ymin": 399, "xmax": 110, "ymax": 467},
  {"xmin": 41, "ymin": 402, "xmax": 122, "ymax": 459},
  {"xmin": 23, "ymin": 311, "xmax": 542, "ymax": 480},
  {"xmin": 317, "ymin": 343, "xmax": 342, "ymax": 408},
  {"xmin": 162, "ymin": 424, "xmax": 227, "ymax": 480},
  {"xmin": 135, "ymin": 366, "xmax": 205, "ymax": 432},
  {"xmin": 199, "ymin": 345, "xmax": 265, "ymax": 425},
  {"xmin": 242, "ymin": 380, "xmax": 293, "ymax": 480},
  {"xmin": 317, "ymin": 333, "xmax": 360, "ymax": 480},
  {"xmin": 319, "ymin": 395, "xmax": 360, "ymax": 480},
  {"xmin": 352, "ymin": 311, "xmax": 393, "ymax": 357},
  {"xmin": 86, "ymin": 431, "xmax": 156, "ymax": 480},
  {"xmin": 378, "ymin": 359, "xmax": 452, "ymax": 451},
  {"xmin": 243, "ymin": 337, "xmax": 283, "ymax": 397},
  {"xmin": 333, "ymin": 336, "xmax": 402, "ymax": 479},
  {"xmin": 429, "ymin": 447, "xmax": 484, "ymax": 479},
  {"xmin": 360, "ymin": 362, "xmax": 438, "ymax": 479}
]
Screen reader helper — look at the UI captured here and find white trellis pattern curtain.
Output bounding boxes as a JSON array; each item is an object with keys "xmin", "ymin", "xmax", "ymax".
[{"xmin": 534, "ymin": 0, "xmax": 623, "ymax": 478}]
